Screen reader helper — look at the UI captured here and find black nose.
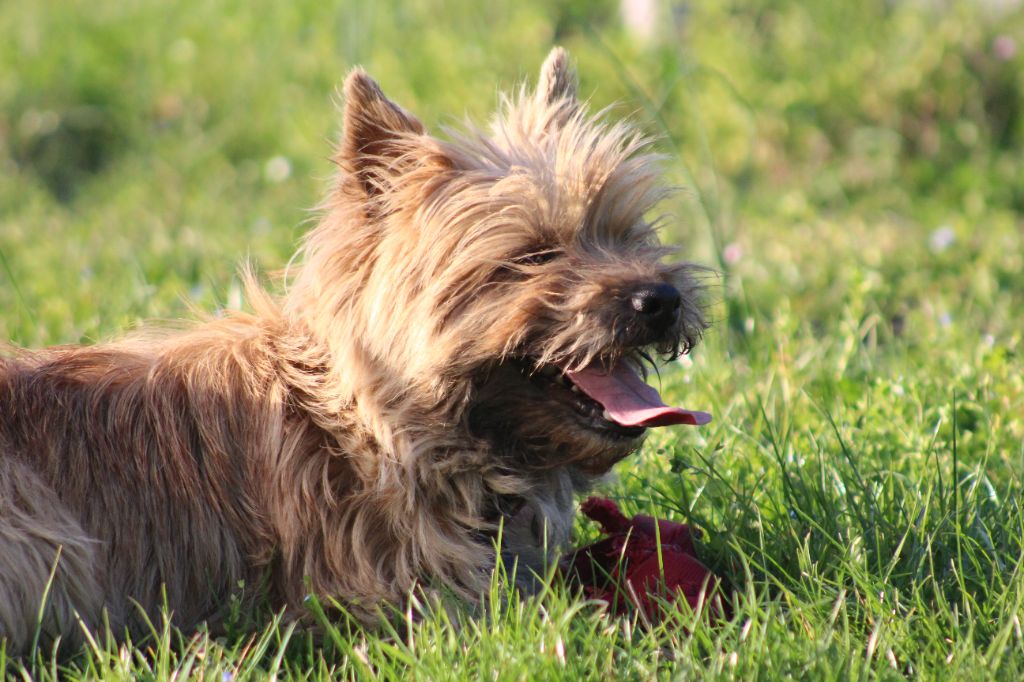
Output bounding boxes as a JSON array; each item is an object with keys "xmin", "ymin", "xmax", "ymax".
[{"xmin": 630, "ymin": 283, "xmax": 681, "ymax": 327}]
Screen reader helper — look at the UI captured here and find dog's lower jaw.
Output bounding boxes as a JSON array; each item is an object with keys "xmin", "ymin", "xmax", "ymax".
[{"xmin": 467, "ymin": 361, "xmax": 646, "ymax": 474}]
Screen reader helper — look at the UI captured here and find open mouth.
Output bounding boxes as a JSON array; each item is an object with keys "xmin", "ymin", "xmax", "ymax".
[{"xmin": 522, "ymin": 358, "xmax": 712, "ymax": 440}]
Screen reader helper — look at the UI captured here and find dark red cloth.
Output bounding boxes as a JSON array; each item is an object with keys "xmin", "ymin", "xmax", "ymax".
[{"xmin": 561, "ymin": 497, "xmax": 724, "ymax": 620}]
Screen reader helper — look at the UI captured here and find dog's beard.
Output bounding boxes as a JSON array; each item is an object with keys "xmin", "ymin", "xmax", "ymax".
[{"xmin": 466, "ymin": 351, "xmax": 709, "ymax": 475}]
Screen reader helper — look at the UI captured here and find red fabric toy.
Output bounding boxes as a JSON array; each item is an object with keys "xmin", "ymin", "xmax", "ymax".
[{"xmin": 560, "ymin": 497, "xmax": 725, "ymax": 621}]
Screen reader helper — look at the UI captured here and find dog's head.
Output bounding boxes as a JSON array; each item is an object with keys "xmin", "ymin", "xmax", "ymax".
[{"xmin": 290, "ymin": 49, "xmax": 710, "ymax": 473}]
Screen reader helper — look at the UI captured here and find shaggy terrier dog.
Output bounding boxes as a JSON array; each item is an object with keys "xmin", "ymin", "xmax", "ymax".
[{"xmin": 0, "ymin": 48, "xmax": 710, "ymax": 653}]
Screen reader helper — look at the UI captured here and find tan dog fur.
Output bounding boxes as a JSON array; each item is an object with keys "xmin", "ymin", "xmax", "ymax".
[{"xmin": 0, "ymin": 49, "xmax": 706, "ymax": 653}]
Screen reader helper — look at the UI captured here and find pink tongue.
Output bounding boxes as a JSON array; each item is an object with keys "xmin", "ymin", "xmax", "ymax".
[{"xmin": 566, "ymin": 361, "xmax": 712, "ymax": 428}]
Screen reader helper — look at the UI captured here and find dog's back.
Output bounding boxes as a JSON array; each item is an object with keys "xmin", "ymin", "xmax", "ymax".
[{"xmin": 0, "ymin": 324, "xmax": 278, "ymax": 652}]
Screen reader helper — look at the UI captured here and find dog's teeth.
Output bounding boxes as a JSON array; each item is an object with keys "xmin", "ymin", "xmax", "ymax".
[
  {"xmin": 602, "ymin": 409, "xmax": 613, "ymax": 421},
  {"xmin": 569, "ymin": 384, "xmax": 580, "ymax": 393}
]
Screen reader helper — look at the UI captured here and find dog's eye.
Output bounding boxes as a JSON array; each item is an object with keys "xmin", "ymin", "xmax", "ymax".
[{"xmin": 514, "ymin": 250, "xmax": 559, "ymax": 266}]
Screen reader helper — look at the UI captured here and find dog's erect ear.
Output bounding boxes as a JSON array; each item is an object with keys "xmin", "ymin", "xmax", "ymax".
[
  {"xmin": 340, "ymin": 69, "xmax": 425, "ymax": 196},
  {"xmin": 536, "ymin": 47, "xmax": 578, "ymax": 107}
]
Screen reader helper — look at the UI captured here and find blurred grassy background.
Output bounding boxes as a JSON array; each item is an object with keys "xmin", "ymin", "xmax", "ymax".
[
  {"xmin": 3, "ymin": 0, "xmax": 1024, "ymax": 677},
  {"xmin": 3, "ymin": 0, "xmax": 1021, "ymax": 350}
]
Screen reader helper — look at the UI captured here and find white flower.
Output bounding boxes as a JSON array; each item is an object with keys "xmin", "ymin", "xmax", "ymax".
[
  {"xmin": 929, "ymin": 225, "xmax": 955, "ymax": 253},
  {"xmin": 264, "ymin": 156, "xmax": 292, "ymax": 183}
]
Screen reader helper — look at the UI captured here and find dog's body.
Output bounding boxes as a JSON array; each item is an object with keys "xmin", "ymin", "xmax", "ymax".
[{"xmin": 0, "ymin": 49, "xmax": 708, "ymax": 652}]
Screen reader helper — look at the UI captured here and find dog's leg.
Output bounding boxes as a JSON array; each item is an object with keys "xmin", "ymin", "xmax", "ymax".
[
  {"xmin": 499, "ymin": 469, "xmax": 580, "ymax": 594},
  {"xmin": 0, "ymin": 457, "xmax": 105, "ymax": 655}
]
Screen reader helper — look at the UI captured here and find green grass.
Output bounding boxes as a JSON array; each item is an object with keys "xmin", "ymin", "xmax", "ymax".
[{"xmin": 2, "ymin": 0, "xmax": 1024, "ymax": 678}]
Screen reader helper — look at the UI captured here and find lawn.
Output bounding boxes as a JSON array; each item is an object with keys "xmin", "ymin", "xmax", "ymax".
[{"xmin": 2, "ymin": 0, "xmax": 1024, "ymax": 678}]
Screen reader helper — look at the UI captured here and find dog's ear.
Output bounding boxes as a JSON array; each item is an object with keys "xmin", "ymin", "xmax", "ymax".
[
  {"xmin": 536, "ymin": 47, "xmax": 578, "ymax": 107},
  {"xmin": 339, "ymin": 69, "xmax": 426, "ymax": 197}
]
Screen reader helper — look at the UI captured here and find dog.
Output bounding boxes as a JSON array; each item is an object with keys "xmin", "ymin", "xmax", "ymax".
[{"xmin": 0, "ymin": 48, "xmax": 710, "ymax": 653}]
